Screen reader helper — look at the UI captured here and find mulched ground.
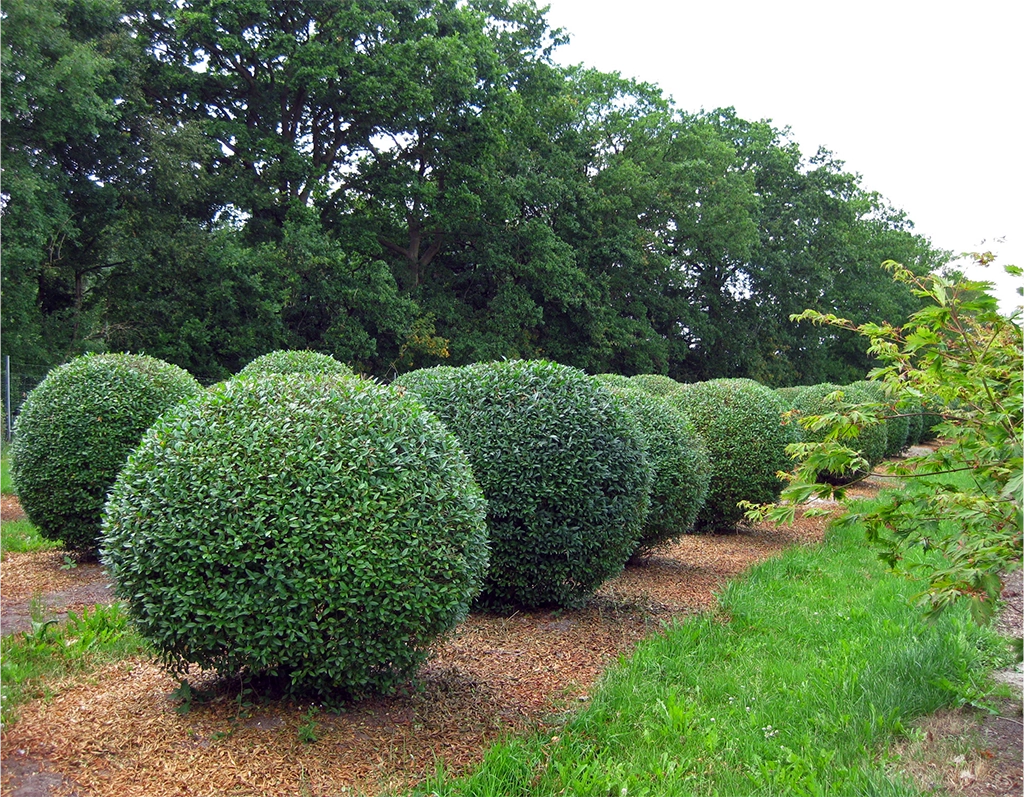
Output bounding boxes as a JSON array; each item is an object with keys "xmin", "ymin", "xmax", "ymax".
[
  {"xmin": 1, "ymin": 475, "xmax": 1019, "ymax": 797},
  {"xmin": 0, "ymin": 498, "xmax": 831, "ymax": 797}
]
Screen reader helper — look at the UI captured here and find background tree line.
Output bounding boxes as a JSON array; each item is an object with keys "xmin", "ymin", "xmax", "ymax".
[{"xmin": 1, "ymin": 0, "xmax": 946, "ymax": 386}]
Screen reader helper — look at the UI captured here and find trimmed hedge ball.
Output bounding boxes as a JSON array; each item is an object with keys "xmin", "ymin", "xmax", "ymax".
[
  {"xmin": 629, "ymin": 373, "xmax": 688, "ymax": 397},
  {"xmin": 668, "ymin": 378, "xmax": 797, "ymax": 532},
  {"xmin": 236, "ymin": 349, "xmax": 353, "ymax": 378},
  {"xmin": 594, "ymin": 373, "xmax": 635, "ymax": 390},
  {"xmin": 101, "ymin": 374, "xmax": 489, "ymax": 698},
  {"xmin": 841, "ymin": 382, "xmax": 891, "ymax": 465},
  {"xmin": 901, "ymin": 394, "xmax": 924, "ymax": 447},
  {"xmin": 774, "ymin": 386, "xmax": 804, "ymax": 411},
  {"xmin": 11, "ymin": 353, "xmax": 202, "ymax": 552},
  {"xmin": 602, "ymin": 384, "xmax": 711, "ymax": 554},
  {"xmin": 848, "ymin": 380, "xmax": 907, "ymax": 457},
  {"xmin": 789, "ymin": 383, "xmax": 882, "ymax": 484},
  {"xmin": 395, "ymin": 360, "xmax": 651, "ymax": 608}
]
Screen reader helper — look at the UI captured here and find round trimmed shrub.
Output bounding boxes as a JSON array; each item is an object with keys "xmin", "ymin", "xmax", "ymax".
[
  {"xmin": 629, "ymin": 373, "xmax": 688, "ymax": 397},
  {"xmin": 594, "ymin": 373, "xmax": 635, "ymax": 390},
  {"xmin": 843, "ymin": 381, "xmax": 893, "ymax": 462},
  {"xmin": 774, "ymin": 386, "xmax": 804, "ymax": 411},
  {"xmin": 11, "ymin": 353, "xmax": 202, "ymax": 552},
  {"xmin": 901, "ymin": 394, "xmax": 924, "ymax": 447},
  {"xmin": 790, "ymin": 383, "xmax": 886, "ymax": 484},
  {"xmin": 919, "ymin": 396, "xmax": 946, "ymax": 442},
  {"xmin": 236, "ymin": 349, "xmax": 353, "ymax": 378},
  {"xmin": 668, "ymin": 378, "xmax": 797, "ymax": 532},
  {"xmin": 849, "ymin": 380, "xmax": 907, "ymax": 457},
  {"xmin": 602, "ymin": 384, "xmax": 711, "ymax": 554},
  {"xmin": 395, "ymin": 360, "xmax": 651, "ymax": 608},
  {"xmin": 101, "ymin": 374, "xmax": 488, "ymax": 697}
]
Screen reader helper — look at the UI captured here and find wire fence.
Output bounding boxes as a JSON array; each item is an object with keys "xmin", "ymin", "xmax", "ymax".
[{"xmin": 3, "ymin": 356, "xmax": 54, "ymax": 444}]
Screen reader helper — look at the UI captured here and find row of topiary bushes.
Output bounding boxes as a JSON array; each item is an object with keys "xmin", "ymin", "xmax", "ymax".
[
  {"xmin": 11, "ymin": 351, "xmax": 922, "ymax": 698},
  {"xmin": 774, "ymin": 380, "xmax": 943, "ymax": 484}
]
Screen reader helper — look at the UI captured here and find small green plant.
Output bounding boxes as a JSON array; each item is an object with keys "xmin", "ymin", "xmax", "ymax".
[
  {"xmin": 298, "ymin": 706, "xmax": 321, "ymax": 743},
  {"xmin": 170, "ymin": 679, "xmax": 195, "ymax": 715},
  {"xmin": 102, "ymin": 373, "xmax": 489, "ymax": 698},
  {"xmin": 1, "ymin": 603, "xmax": 146, "ymax": 725},
  {"xmin": 396, "ymin": 360, "xmax": 651, "ymax": 608},
  {"xmin": 10, "ymin": 353, "xmax": 202, "ymax": 553}
]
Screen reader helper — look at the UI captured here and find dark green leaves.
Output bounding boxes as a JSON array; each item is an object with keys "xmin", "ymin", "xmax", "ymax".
[
  {"xmin": 396, "ymin": 360, "xmax": 651, "ymax": 608},
  {"xmin": 10, "ymin": 353, "xmax": 202, "ymax": 552},
  {"xmin": 101, "ymin": 373, "xmax": 489, "ymax": 697}
]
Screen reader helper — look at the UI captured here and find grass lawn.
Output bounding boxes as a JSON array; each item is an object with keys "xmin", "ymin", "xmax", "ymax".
[{"xmin": 412, "ymin": 504, "xmax": 1013, "ymax": 796}]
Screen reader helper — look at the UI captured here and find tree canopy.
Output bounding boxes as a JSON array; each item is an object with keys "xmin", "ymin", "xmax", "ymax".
[{"xmin": 2, "ymin": 0, "xmax": 947, "ymax": 383}]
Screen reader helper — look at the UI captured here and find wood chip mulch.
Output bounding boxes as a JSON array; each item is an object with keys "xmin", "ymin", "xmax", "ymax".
[
  {"xmin": 1, "ymin": 494, "xmax": 26, "ymax": 522},
  {"xmin": 0, "ymin": 501, "xmax": 835, "ymax": 797}
]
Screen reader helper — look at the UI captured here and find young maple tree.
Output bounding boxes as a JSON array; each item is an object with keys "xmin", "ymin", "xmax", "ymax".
[{"xmin": 748, "ymin": 254, "xmax": 1022, "ymax": 621}]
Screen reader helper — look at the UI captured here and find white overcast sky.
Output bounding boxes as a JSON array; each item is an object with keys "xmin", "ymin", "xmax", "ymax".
[{"xmin": 542, "ymin": 0, "xmax": 1022, "ymax": 312}]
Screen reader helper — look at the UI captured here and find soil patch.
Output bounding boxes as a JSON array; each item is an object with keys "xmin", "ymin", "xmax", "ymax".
[{"xmin": 2, "ymin": 494, "xmax": 27, "ymax": 522}]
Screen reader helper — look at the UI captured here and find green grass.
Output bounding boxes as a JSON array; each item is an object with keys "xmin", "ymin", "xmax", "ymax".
[
  {"xmin": 1, "ymin": 452, "xmax": 60, "ymax": 557},
  {"xmin": 1, "ymin": 452, "xmax": 13, "ymax": 495},
  {"xmin": 1, "ymin": 518, "xmax": 60, "ymax": 557},
  {"xmin": 0, "ymin": 603, "xmax": 149, "ymax": 725},
  {"xmin": 412, "ymin": 519, "xmax": 1012, "ymax": 796}
]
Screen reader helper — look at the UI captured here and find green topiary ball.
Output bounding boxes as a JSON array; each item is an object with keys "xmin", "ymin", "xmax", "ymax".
[
  {"xmin": 668, "ymin": 378, "xmax": 797, "ymax": 532},
  {"xmin": 11, "ymin": 353, "xmax": 202, "ymax": 552},
  {"xmin": 629, "ymin": 373, "xmax": 688, "ymax": 397},
  {"xmin": 101, "ymin": 374, "xmax": 489, "ymax": 698},
  {"xmin": 236, "ymin": 349, "xmax": 354, "ymax": 378},
  {"xmin": 773, "ymin": 386, "xmax": 805, "ymax": 411},
  {"xmin": 789, "ymin": 383, "xmax": 885, "ymax": 484},
  {"xmin": 395, "ymin": 360, "xmax": 651, "ymax": 608},
  {"xmin": 899, "ymin": 393, "xmax": 924, "ymax": 448},
  {"xmin": 593, "ymin": 373, "xmax": 635, "ymax": 390},
  {"xmin": 841, "ymin": 382, "xmax": 891, "ymax": 464},
  {"xmin": 602, "ymin": 384, "xmax": 711, "ymax": 554},
  {"xmin": 848, "ymin": 380, "xmax": 907, "ymax": 457}
]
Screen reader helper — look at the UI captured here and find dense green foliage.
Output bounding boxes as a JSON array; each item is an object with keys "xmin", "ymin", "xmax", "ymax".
[
  {"xmin": 235, "ymin": 349, "xmax": 354, "ymax": 378},
  {"xmin": 101, "ymin": 374, "xmax": 489, "ymax": 696},
  {"xmin": 848, "ymin": 380, "xmax": 908, "ymax": 457},
  {"xmin": 395, "ymin": 360, "xmax": 650, "ymax": 608},
  {"xmin": 789, "ymin": 383, "xmax": 882, "ymax": 484},
  {"xmin": 11, "ymin": 353, "xmax": 202, "ymax": 552},
  {"xmin": 415, "ymin": 521, "xmax": 1009, "ymax": 797},
  {"xmin": 670, "ymin": 378, "xmax": 796, "ymax": 531},
  {"xmin": 759, "ymin": 258, "xmax": 1022, "ymax": 619},
  {"xmin": 836, "ymin": 382, "xmax": 890, "ymax": 468},
  {"xmin": 602, "ymin": 385, "xmax": 710, "ymax": 553},
  {"xmin": 2, "ymin": 0, "xmax": 944, "ymax": 385},
  {"xmin": 627, "ymin": 373, "xmax": 688, "ymax": 397}
]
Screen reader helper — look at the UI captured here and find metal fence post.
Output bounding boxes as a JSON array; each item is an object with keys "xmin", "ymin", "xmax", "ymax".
[{"xmin": 4, "ymin": 355, "xmax": 11, "ymax": 444}]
